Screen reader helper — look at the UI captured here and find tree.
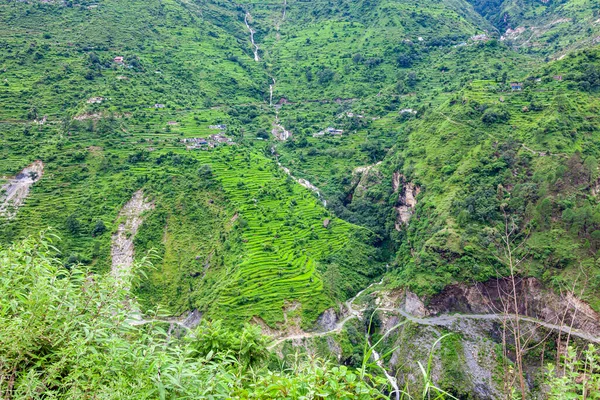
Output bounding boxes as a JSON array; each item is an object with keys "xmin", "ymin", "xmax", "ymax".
[
  {"xmin": 317, "ymin": 68, "xmax": 335, "ymax": 85},
  {"xmin": 481, "ymin": 107, "xmax": 510, "ymax": 124},
  {"xmin": 256, "ymin": 129, "xmax": 270, "ymax": 140},
  {"xmin": 584, "ymin": 155, "xmax": 598, "ymax": 185},
  {"xmin": 396, "ymin": 54, "xmax": 412, "ymax": 68},
  {"xmin": 305, "ymin": 69, "xmax": 313, "ymax": 82},
  {"xmin": 91, "ymin": 220, "xmax": 106, "ymax": 237},
  {"xmin": 407, "ymin": 72, "xmax": 417, "ymax": 87},
  {"xmin": 361, "ymin": 140, "xmax": 385, "ymax": 162},
  {"xmin": 65, "ymin": 214, "xmax": 80, "ymax": 234},
  {"xmin": 197, "ymin": 164, "xmax": 213, "ymax": 179}
]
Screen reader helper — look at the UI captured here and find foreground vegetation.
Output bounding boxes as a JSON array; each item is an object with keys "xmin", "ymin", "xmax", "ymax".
[
  {"xmin": 0, "ymin": 234, "xmax": 388, "ymax": 399},
  {"xmin": 2, "ymin": 234, "xmax": 599, "ymax": 399}
]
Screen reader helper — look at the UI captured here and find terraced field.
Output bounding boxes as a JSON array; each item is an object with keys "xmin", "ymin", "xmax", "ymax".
[{"xmin": 185, "ymin": 147, "xmax": 365, "ymax": 327}]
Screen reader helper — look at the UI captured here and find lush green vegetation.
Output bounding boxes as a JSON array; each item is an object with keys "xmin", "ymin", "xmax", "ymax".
[
  {"xmin": 3, "ymin": 0, "xmax": 600, "ymax": 396},
  {"xmin": 467, "ymin": 0, "xmax": 600, "ymax": 55},
  {"xmin": 0, "ymin": 234, "xmax": 389, "ymax": 399},
  {"xmin": 134, "ymin": 146, "xmax": 382, "ymax": 327},
  {"xmin": 389, "ymin": 49, "xmax": 600, "ymax": 309}
]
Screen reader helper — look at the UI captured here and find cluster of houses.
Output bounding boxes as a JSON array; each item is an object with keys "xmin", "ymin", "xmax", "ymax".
[
  {"xmin": 87, "ymin": 97, "xmax": 104, "ymax": 104},
  {"xmin": 338, "ymin": 111, "xmax": 364, "ymax": 119},
  {"xmin": 209, "ymin": 124, "xmax": 227, "ymax": 130},
  {"xmin": 313, "ymin": 127, "xmax": 344, "ymax": 138},
  {"xmin": 182, "ymin": 134, "xmax": 234, "ymax": 150}
]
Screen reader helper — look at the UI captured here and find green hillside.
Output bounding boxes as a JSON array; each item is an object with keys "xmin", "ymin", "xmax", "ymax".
[
  {"xmin": 2, "ymin": 0, "xmax": 600, "ymax": 396},
  {"xmin": 2, "ymin": 0, "xmax": 600, "ymax": 324},
  {"xmin": 389, "ymin": 50, "xmax": 600, "ymax": 305},
  {"xmin": 467, "ymin": 0, "xmax": 600, "ymax": 55}
]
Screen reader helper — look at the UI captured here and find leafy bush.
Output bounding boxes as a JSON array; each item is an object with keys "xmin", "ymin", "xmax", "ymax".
[
  {"xmin": 481, "ymin": 107, "xmax": 510, "ymax": 124},
  {"xmin": 546, "ymin": 345, "xmax": 600, "ymax": 398},
  {"xmin": 0, "ymin": 233, "xmax": 387, "ymax": 399}
]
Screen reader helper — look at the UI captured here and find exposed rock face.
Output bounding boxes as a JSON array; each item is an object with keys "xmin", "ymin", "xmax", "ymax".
[
  {"xmin": 591, "ymin": 177, "xmax": 600, "ymax": 196},
  {"xmin": 0, "ymin": 160, "xmax": 44, "ymax": 219},
  {"xmin": 403, "ymin": 291, "xmax": 428, "ymax": 318},
  {"xmin": 393, "ymin": 172, "xmax": 420, "ymax": 230},
  {"xmin": 317, "ymin": 308, "xmax": 338, "ymax": 332},
  {"xmin": 182, "ymin": 309, "xmax": 203, "ymax": 329},
  {"xmin": 272, "ymin": 120, "xmax": 291, "ymax": 141},
  {"xmin": 427, "ymin": 277, "xmax": 600, "ymax": 336},
  {"xmin": 382, "ymin": 277, "xmax": 600, "ymax": 399}
]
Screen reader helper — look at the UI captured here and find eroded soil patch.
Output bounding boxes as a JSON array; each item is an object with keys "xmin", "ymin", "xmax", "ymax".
[
  {"xmin": 111, "ymin": 190, "xmax": 154, "ymax": 284},
  {"xmin": 0, "ymin": 161, "xmax": 44, "ymax": 219}
]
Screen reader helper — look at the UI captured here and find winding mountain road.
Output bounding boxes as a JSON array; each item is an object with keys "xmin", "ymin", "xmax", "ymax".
[
  {"xmin": 389, "ymin": 309, "xmax": 600, "ymax": 344},
  {"xmin": 267, "ymin": 281, "xmax": 600, "ymax": 396}
]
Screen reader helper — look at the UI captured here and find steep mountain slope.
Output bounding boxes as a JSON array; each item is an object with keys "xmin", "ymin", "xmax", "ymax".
[
  {"xmin": 3, "ymin": 0, "xmax": 600, "ymax": 397},
  {"xmin": 1, "ymin": 0, "xmax": 600, "ymax": 349},
  {"xmin": 379, "ymin": 49, "xmax": 600, "ymax": 308},
  {"xmin": 0, "ymin": 0, "xmax": 383, "ymax": 328}
]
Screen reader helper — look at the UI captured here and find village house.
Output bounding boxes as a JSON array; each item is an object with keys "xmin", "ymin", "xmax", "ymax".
[
  {"xmin": 182, "ymin": 137, "xmax": 209, "ymax": 150},
  {"xmin": 553, "ymin": 75, "xmax": 563, "ymax": 81},
  {"xmin": 510, "ymin": 82, "xmax": 523, "ymax": 91},
  {"xmin": 154, "ymin": 103, "xmax": 165, "ymax": 108},
  {"xmin": 313, "ymin": 127, "xmax": 344, "ymax": 138},
  {"xmin": 471, "ymin": 34, "xmax": 489, "ymax": 41},
  {"xmin": 167, "ymin": 121, "xmax": 178, "ymax": 126},
  {"xmin": 209, "ymin": 124, "xmax": 227, "ymax": 130},
  {"xmin": 114, "ymin": 56, "xmax": 124, "ymax": 64},
  {"xmin": 209, "ymin": 134, "xmax": 233, "ymax": 144},
  {"xmin": 182, "ymin": 134, "xmax": 234, "ymax": 150},
  {"xmin": 400, "ymin": 108, "xmax": 417, "ymax": 115},
  {"xmin": 87, "ymin": 97, "xmax": 104, "ymax": 104}
]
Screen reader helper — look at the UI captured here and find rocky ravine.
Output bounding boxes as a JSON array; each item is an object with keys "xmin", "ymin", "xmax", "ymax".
[
  {"xmin": 244, "ymin": 12, "xmax": 260, "ymax": 62},
  {"xmin": 270, "ymin": 277, "xmax": 600, "ymax": 399}
]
